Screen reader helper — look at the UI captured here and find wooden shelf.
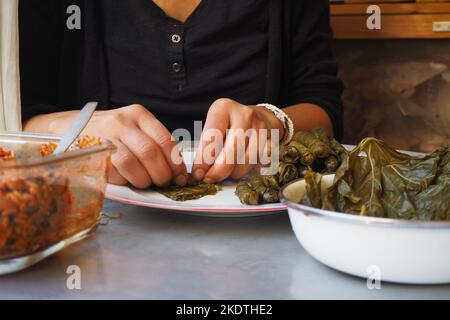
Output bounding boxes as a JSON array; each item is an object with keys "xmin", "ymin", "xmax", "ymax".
[{"xmin": 331, "ymin": 3, "xmax": 450, "ymax": 39}]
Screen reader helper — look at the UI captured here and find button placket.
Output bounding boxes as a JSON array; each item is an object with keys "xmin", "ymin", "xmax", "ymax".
[{"xmin": 167, "ymin": 23, "xmax": 186, "ymax": 92}]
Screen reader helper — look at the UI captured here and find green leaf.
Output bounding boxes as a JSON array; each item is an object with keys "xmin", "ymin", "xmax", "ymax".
[
  {"xmin": 157, "ymin": 177, "xmax": 222, "ymax": 202},
  {"xmin": 413, "ymin": 182, "xmax": 450, "ymax": 221},
  {"xmin": 303, "ymin": 137, "xmax": 450, "ymax": 221},
  {"xmin": 302, "ymin": 171, "xmax": 323, "ymax": 208}
]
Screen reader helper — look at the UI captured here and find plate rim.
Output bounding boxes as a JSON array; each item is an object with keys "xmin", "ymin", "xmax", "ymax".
[{"xmin": 105, "ymin": 187, "xmax": 287, "ymax": 213}]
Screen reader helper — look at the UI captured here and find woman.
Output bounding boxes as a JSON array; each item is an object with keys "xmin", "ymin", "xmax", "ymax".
[{"xmin": 20, "ymin": 0, "xmax": 343, "ymax": 188}]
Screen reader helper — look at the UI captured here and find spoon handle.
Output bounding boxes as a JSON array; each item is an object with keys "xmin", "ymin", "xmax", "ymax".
[{"xmin": 53, "ymin": 102, "xmax": 98, "ymax": 154}]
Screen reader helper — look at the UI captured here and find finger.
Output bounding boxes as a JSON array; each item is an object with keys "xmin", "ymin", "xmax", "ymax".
[
  {"xmin": 108, "ymin": 165, "xmax": 127, "ymax": 186},
  {"xmin": 230, "ymin": 124, "xmax": 261, "ymax": 180},
  {"xmin": 192, "ymin": 99, "xmax": 231, "ymax": 180},
  {"xmin": 120, "ymin": 126, "xmax": 173, "ymax": 187},
  {"xmin": 259, "ymin": 137, "xmax": 280, "ymax": 176},
  {"xmin": 112, "ymin": 140, "xmax": 152, "ymax": 189},
  {"xmin": 262, "ymin": 134, "xmax": 273, "ymax": 165},
  {"xmin": 204, "ymin": 120, "xmax": 253, "ymax": 183},
  {"xmin": 137, "ymin": 112, "xmax": 188, "ymax": 186},
  {"xmin": 249, "ymin": 137, "xmax": 269, "ymax": 175}
]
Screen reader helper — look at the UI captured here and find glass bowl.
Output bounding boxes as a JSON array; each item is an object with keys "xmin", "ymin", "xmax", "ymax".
[{"xmin": 0, "ymin": 132, "xmax": 116, "ymax": 274}]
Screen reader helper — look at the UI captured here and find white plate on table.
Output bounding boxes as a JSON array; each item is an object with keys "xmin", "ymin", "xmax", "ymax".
[
  {"xmin": 105, "ymin": 150, "xmax": 287, "ymax": 217},
  {"xmin": 106, "ymin": 182, "xmax": 287, "ymax": 217}
]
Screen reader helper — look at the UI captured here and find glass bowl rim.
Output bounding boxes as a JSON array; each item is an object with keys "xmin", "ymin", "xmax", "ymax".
[{"xmin": 0, "ymin": 131, "xmax": 116, "ymax": 169}]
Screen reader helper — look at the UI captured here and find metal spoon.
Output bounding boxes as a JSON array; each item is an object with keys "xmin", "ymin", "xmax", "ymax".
[{"xmin": 53, "ymin": 102, "xmax": 98, "ymax": 155}]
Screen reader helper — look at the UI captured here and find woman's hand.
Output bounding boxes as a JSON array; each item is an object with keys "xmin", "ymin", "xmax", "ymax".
[
  {"xmin": 25, "ymin": 104, "xmax": 187, "ymax": 189},
  {"xmin": 192, "ymin": 98, "xmax": 285, "ymax": 183}
]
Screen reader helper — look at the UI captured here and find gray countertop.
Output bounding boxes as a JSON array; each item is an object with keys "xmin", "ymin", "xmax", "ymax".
[{"xmin": 0, "ymin": 200, "xmax": 449, "ymax": 300}]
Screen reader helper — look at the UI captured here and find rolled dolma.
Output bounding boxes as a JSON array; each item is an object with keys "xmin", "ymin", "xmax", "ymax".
[
  {"xmin": 280, "ymin": 141, "xmax": 315, "ymax": 166},
  {"xmin": 250, "ymin": 175, "xmax": 279, "ymax": 190},
  {"xmin": 312, "ymin": 127, "xmax": 331, "ymax": 145},
  {"xmin": 249, "ymin": 175, "xmax": 280, "ymax": 204},
  {"xmin": 291, "ymin": 140, "xmax": 315, "ymax": 166},
  {"xmin": 235, "ymin": 181, "xmax": 259, "ymax": 205},
  {"xmin": 250, "ymin": 176, "xmax": 271, "ymax": 196},
  {"xmin": 312, "ymin": 128, "xmax": 344, "ymax": 172},
  {"xmin": 312, "ymin": 127, "xmax": 347, "ymax": 161},
  {"xmin": 297, "ymin": 165, "xmax": 309, "ymax": 178},
  {"xmin": 261, "ymin": 189, "xmax": 280, "ymax": 204},
  {"xmin": 329, "ymin": 137, "xmax": 347, "ymax": 157},
  {"xmin": 311, "ymin": 157, "xmax": 325, "ymax": 173},
  {"xmin": 249, "ymin": 176, "xmax": 267, "ymax": 196},
  {"xmin": 294, "ymin": 131, "xmax": 333, "ymax": 158},
  {"xmin": 324, "ymin": 155, "xmax": 339, "ymax": 173},
  {"xmin": 278, "ymin": 162, "xmax": 299, "ymax": 186},
  {"xmin": 280, "ymin": 144, "xmax": 300, "ymax": 164}
]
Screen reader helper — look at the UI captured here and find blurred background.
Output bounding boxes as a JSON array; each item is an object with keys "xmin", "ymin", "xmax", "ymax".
[{"xmin": 330, "ymin": 0, "xmax": 450, "ymax": 152}]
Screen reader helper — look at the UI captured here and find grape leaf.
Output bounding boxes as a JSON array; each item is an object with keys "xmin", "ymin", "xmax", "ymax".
[{"xmin": 303, "ymin": 137, "xmax": 450, "ymax": 221}]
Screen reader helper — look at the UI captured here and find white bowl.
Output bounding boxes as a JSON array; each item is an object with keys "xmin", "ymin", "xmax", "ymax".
[{"xmin": 281, "ymin": 175, "xmax": 450, "ymax": 285}]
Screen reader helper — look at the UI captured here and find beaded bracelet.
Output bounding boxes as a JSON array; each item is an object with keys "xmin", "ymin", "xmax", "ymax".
[{"xmin": 257, "ymin": 103, "xmax": 294, "ymax": 144}]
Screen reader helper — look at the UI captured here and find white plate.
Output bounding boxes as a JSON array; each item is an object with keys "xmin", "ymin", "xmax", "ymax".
[
  {"xmin": 106, "ymin": 182, "xmax": 286, "ymax": 217},
  {"xmin": 105, "ymin": 150, "xmax": 287, "ymax": 217}
]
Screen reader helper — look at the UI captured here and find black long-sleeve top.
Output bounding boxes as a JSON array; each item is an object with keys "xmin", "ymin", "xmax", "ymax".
[{"xmin": 19, "ymin": 0, "xmax": 344, "ymax": 139}]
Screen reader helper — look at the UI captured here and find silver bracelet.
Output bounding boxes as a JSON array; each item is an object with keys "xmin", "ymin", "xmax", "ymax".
[{"xmin": 257, "ymin": 103, "xmax": 294, "ymax": 144}]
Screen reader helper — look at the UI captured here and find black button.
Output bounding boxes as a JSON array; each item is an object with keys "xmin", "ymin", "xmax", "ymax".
[{"xmin": 171, "ymin": 62, "xmax": 184, "ymax": 73}]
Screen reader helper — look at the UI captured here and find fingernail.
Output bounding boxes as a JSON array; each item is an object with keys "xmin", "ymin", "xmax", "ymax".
[
  {"xmin": 193, "ymin": 169, "xmax": 205, "ymax": 181},
  {"xmin": 203, "ymin": 177, "xmax": 215, "ymax": 184},
  {"xmin": 174, "ymin": 175, "xmax": 187, "ymax": 186}
]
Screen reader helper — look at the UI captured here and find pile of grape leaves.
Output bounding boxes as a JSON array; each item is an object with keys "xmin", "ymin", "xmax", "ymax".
[{"xmin": 302, "ymin": 137, "xmax": 449, "ymax": 221}]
